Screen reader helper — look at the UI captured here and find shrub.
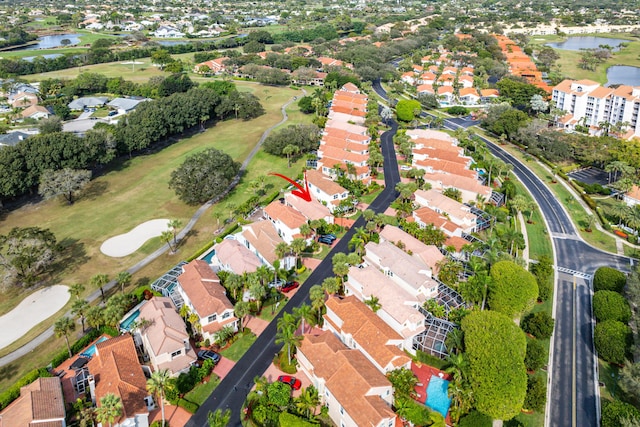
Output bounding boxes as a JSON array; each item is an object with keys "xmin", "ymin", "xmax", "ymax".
[
  {"xmin": 489, "ymin": 260, "xmax": 538, "ymax": 317},
  {"xmin": 530, "ymin": 256, "xmax": 554, "ymax": 302},
  {"xmin": 176, "ymin": 398, "xmax": 199, "ymax": 413},
  {"xmin": 446, "ymin": 106, "xmax": 469, "ymax": 116},
  {"xmin": 524, "ymin": 338, "xmax": 548, "ymax": 372},
  {"xmin": 593, "ymin": 267, "xmax": 626, "ymax": 293},
  {"xmin": 593, "ymin": 291, "xmax": 631, "ymax": 323},
  {"xmin": 521, "ymin": 312, "xmax": 555, "ymax": 339},
  {"xmin": 458, "ymin": 411, "xmax": 493, "ymax": 427},
  {"xmin": 279, "ymin": 412, "xmax": 317, "ymax": 426},
  {"xmin": 524, "ymin": 375, "xmax": 546, "ymax": 412},
  {"xmin": 0, "ymin": 368, "xmax": 51, "ymax": 410},
  {"xmin": 594, "ymin": 320, "xmax": 632, "ymax": 364},
  {"xmin": 416, "ymin": 350, "xmax": 448, "ymax": 370},
  {"xmin": 601, "ymin": 400, "xmax": 640, "ymax": 427}
]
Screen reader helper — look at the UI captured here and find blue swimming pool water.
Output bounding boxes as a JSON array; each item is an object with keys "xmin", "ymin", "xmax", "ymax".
[
  {"xmin": 425, "ymin": 375, "xmax": 452, "ymax": 418},
  {"xmin": 119, "ymin": 309, "xmax": 141, "ymax": 331},
  {"xmin": 81, "ymin": 336, "xmax": 108, "ymax": 358},
  {"xmin": 201, "ymin": 248, "xmax": 216, "ymax": 263}
]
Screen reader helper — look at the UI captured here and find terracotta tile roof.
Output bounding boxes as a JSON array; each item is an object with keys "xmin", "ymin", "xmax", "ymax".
[
  {"xmin": 318, "ymin": 158, "xmax": 370, "ymax": 179},
  {"xmin": 306, "ymin": 169, "xmax": 348, "ymax": 195},
  {"xmin": 333, "ymin": 92, "xmax": 368, "ymax": 102},
  {"xmin": 346, "ymin": 265, "xmax": 427, "ymax": 332},
  {"xmin": 88, "ymin": 335, "xmax": 149, "ymax": 423},
  {"xmin": 459, "ymin": 87, "xmax": 479, "ymax": 97},
  {"xmin": 139, "ymin": 297, "xmax": 197, "ymax": 374},
  {"xmin": 321, "ymin": 135, "xmax": 369, "ymax": 152},
  {"xmin": 438, "ymin": 86, "xmax": 454, "ymax": 95},
  {"xmin": 415, "ymin": 189, "xmax": 478, "ymax": 224},
  {"xmin": 379, "ymin": 225, "xmax": 445, "ymax": 271},
  {"xmin": 445, "ymin": 235, "xmax": 469, "ymax": 251},
  {"xmin": 299, "ymin": 331, "xmax": 394, "ymax": 426},
  {"xmin": 264, "ymin": 200, "xmax": 307, "ymax": 230},
  {"xmin": 202, "ymin": 315, "xmax": 237, "ymax": 334},
  {"xmin": 324, "ymin": 127, "xmax": 370, "ymax": 143},
  {"xmin": 178, "ymin": 260, "xmax": 233, "ymax": 318},
  {"xmin": 340, "ymin": 82, "xmax": 360, "ymax": 93},
  {"xmin": 413, "ymin": 146, "xmax": 469, "ymax": 164},
  {"xmin": 319, "ymin": 145, "xmax": 369, "ymax": 164},
  {"xmin": 417, "ymin": 84, "xmax": 434, "ymax": 94},
  {"xmin": 406, "ymin": 129, "xmax": 456, "ymax": 143},
  {"xmin": 0, "ymin": 377, "xmax": 65, "ymax": 427},
  {"xmin": 626, "ymin": 185, "xmax": 640, "ymax": 201},
  {"xmin": 327, "ymin": 110, "xmax": 366, "ymax": 124},
  {"xmin": 330, "ymin": 104, "xmax": 367, "ymax": 117},
  {"xmin": 324, "ymin": 120, "xmax": 368, "ymax": 134},
  {"xmin": 588, "ymin": 86, "xmax": 614, "ymax": 99},
  {"xmin": 325, "ymin": 296, "xmax": 411, "ymax": 369},
  {"xmin": 480, "ymin": 89, "xmax": 499, "ymax": 97},
  {"xmin": 414, "ymin": 158, "xmax": 477, "ymax": 178},
  {"xmin": 412, "ymin": 138, "xmax": 461, "ymax": 154},
  {"xmin": 413, "ymin": 206, "xmax": 459, "ymax": 234},
  {"xmin": 20, "ymin": 105, "xmax": 49, "ymax": 118},
  {"xmin": 284, "ymin": 192, "xmax": 331, "ymax": 221},
  {"xmin": 241, "ymin": 219, "xmax": 283, "ymax": 264},
  {"xmin": 214, "ymin": 239, "xmax": 262, "ymax": 274},
  {"xmin": 318, "ymin": 56, "xmax": 343, "ymax": 67},
  {"xmin": 423, "ymin": 171, "xmax": 492, "ymax": 198}
]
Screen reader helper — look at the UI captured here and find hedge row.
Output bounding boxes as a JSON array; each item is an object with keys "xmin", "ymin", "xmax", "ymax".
[{"xmin": 0, "ymin": 368, "xmax": 51, "ymax": 410}]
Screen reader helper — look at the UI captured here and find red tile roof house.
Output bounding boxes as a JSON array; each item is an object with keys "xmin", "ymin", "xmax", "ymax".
[
  {"xmin": 86, "ymin": 335, "xmax": 155, "ymax": 426},
  {"xmin": 297, "ymin": 330, "xmax": 397, "ymax": 427},
  {"xmin": 414, "ymin": 189, "xmax": 479, "ymax": 233},
  {"xmin": 323, "ymin": 295, "xmax": 412, "ymax": 372},
  {"xmin": 284, "ymin": 192, "xmax": 334, "ymax": 224},
  {"xmin": 193, "ymin": 57, "xmax": 229, "ymax": 74},
  {"xmin": 209, "ymin": 238, "xmax": 262, "ymax": 274},
  {"xmin": 344, "ymin": 265, "xmax": 427, "ymax": 354},
  {"xmin": 135, "ymin": 296, "xmax": 197, "ymax": 376},
  {"xmin": 174, "ymin": 260, "xmax": 238, "ymax": 341},
  {"xmin": 305, "ymin": 169, "xmax": 350, "ymax": 214},
  {"xmin": 0, "ymin": 377, "xmax": 66, "ymax": 427},
  {"xmin": 263, "ymin": 199, "xmax": 308, "ymax": 244},
  {"xmin": 235, "ymin": 220, "xmax": 296, "ymax": 270}
]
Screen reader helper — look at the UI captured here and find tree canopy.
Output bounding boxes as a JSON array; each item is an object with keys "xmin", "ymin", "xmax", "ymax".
[
  {"xmin": 262, "ymin": 124, "xmax": 320, "ymax": 157},
  {"xmin": 0, "ymin": 227, "xmax": 60, "ymax": 287},
  {"xmin": 488, "ymin": 260, "xmax": 538, "ymax": 317},
  {"xmin": 462, "ymin": 310, "xmax": 527, "ymax": 421},
  {"xmin": 169, "ymin": 148, "xmax": 240, "ymax": 205},
  {"xmin": 593, "ymin": 267, "xmax": 626, "ymax": 293},
  {"xmin": 38, "ymin": 168, "xmax": 92, "ymax": 204},
  {"xmin": 593, "ymin": 290, "xmax": 631, "ymax": 323},
  {"xmin": 396, "ymin": 99, "xmax": 421, "ymax": 122},
  {"xmin": 594, "ymin": 320, "xmax": 632, "ymax": 364}
]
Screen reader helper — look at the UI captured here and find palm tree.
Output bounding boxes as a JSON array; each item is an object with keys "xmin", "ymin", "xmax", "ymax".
[
  {"xmin": 309, "ymin": 285, "xmax": 325, "ymax": 325},
  {"xmin": 349, "ymin": 233, "xmax": 366, "ymax": 257},
  {"xmin": 161, "ymin": 230, "xmax": 175, "ymax": 252},
  {"xmin": 225, "ymin": 202, "xmax": 237, "ymax": 221},
  {"xmin": 179, "ymin": 304, "xmax": 191, "ymax": 320},
  {"xmin": 364, "ymin": 295, "xmax": 381, "ymax": 312},
  {"xmin": 282, "ymin": 144, "xmax": 300, "ymax": 168},
  {"xmin": 300, "ymin": 223, "xmax": 312, "ymax": 240},
  {"xmin": 207, "ymin": 409, "xmax": 231, "ymax": 427},
  {"xmin": 275, "ymin": 242, "xmax": 290, "ymax": 263},
  {"xmin": 295, "ymin": 386, "xmax": 320, "ymax": 418},
  {"xmin": 249, "ymin": 280, "xmax": 266, "ymax": 312},
  {"xmin": 96, "ymin": 393, "xmax": 123, "ymax": 427},
  {"xmin": 68, "ymin": 283, "xmax": 85, "ymax": 299},
  {"xmin": 509, "ymin": 194, "xmax": 528, "ymax": 218},
  {"xmin": 234, "ymin": 301, "xmax": 251, "ymax": 332},
  {"xmin": 225, "ymin": 273, "xmax": 244, "ymax": 301},
  {"xmin": 86, "ymin": 305, "xmax": 104, "ymax": 329},
  {"xmin": 54, "ymin": 316, "xmax": 76, "ymax": 357},
  {"xmin": 610, "ymin": 202, "xmax": 630, "ymax": 227},
  {"xmin": 322, "ymin": 277, "xmax": 340, "ymax": 295},
  {"xmin": 168, "ymin": 219, "xmax": 182, "ymax": 245},
  {"xmin": 91, "ymin": 274, "xmax": 109, "ymax": 301},
  {"xmin": 276, "ymin": 316, "xmax": 302, "ymax": 365},
  {"xmin": 147, "ymin": 369, "xmax": 171, "ymax": 426},
  {"xmin": 71, "ymin": 299, "xmax": 90, "ymax": 332},
  {"xmin": 293, "ymin": 304, "xmax": 314, "ymax": 334},
  {"xmin": 115, "ymin": 271, "xmax": 132, "ymax": 294},
  {"xmin": 332, "ymin": 262, "xmax": 349, "ymax": 285},
  {"xmin": 290, "ymin": 238, "xmax": 307, "ymax": 267}
]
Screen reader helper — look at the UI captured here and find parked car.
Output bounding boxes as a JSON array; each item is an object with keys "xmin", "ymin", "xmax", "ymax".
[
  {"xmin": 278, "ymin": 375, "xmax": 302, "ymax": 390},
  {"xmin": 281, "ymin": 281, "xmax": 299, "ymax": 293},
  {"xmin": 400, "ymin": 165, "xmax": 412, "ymax": 171},
  {"xmin": 197, "ymin": 349, "xmax": 221, "ymax": 364},
  {"xmin": 318, "ymin": 236, "xmax": 334, "ymax": 245},
  {"xmin": 108, "ymin": 111, "xmax": 117, "ymax": 116},
  {"xmin": 268, "ymin": 278, "xmax": 286, "ymax": 288},
  {"xmin": 321, "ymin": 233, "xmax": 337, "ymax": 240}
]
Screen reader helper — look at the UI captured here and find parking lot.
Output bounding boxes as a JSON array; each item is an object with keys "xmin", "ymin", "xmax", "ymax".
[{"xmin": 567, "ymin": 167, "xmax": 611, "ymax": 186}]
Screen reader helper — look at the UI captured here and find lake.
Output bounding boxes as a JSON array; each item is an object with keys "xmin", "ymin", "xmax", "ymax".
[
  {"xmin": 546, "ymin": 36, "xmax": 629, "ymax": 51},
  {"xmin": 16, "ymin": 34, "xmax": 82, "ymax": 50},
  {"xmin": 606, "ymin": 65, "xmax": 640, "ymax": 86}
]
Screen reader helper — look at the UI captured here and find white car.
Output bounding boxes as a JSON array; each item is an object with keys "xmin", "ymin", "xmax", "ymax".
[{"xmin": 400, "ymin": 165, "xmax": 412, "ymax": 171}]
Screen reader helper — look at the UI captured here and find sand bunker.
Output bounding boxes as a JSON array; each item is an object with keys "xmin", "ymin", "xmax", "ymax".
[{"xmin": 100, "ymin": 219, "xmax": 170, "ymax": 257}]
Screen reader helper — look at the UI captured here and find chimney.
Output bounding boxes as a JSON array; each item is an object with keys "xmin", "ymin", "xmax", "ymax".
[{"xmin": 88, "ymin": 375, "xmax": 96, "ymax": 404}]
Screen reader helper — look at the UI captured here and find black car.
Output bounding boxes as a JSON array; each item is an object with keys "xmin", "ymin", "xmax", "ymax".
[
  {"xmin": 197, "ymin": 349, "xmax": 221, "ymax": 364},
  {"xmin": 318, "ymin": 236, "xmax": 334, "ymax": 245},
  {"xmin": 321, "ymin": 233, "xmax": 337, "ymax": 241}
]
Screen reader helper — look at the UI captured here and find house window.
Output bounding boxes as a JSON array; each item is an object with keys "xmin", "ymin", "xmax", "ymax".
[
  {"xmin": 222, "ymin": 312, "xmax": 230, "ymax": 319},
  {"xmin": 333, "ymin": 194, "xmax": 338, "ymax": 199},
  {"xmin": 340, "ymin": 406, "xmax": 344, "ymax": 415},
  {"xmin": 171, "ymin": 349, "xmax": 182, "ymax": 358},
  {"xmin": 207, "ymin": 314, "xmax": 217, "ymax": 322}
]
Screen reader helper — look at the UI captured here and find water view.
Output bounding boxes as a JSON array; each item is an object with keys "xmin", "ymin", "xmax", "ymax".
[
  {"xmin": 21, "ymin": 53, "xmax": 64, "ymax": 62},
  {"xmin": 606, "ymin": 65, "xmax": 640, "ymax": 87},
  {"xmin": 18, "ymin": 33, "xmax": 82, "ymax": 50},
  {"xmin": 546, "ymin": 36, "xmax": 629, "ymax": 51}
]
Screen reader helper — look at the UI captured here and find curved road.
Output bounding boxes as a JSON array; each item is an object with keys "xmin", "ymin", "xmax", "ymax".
[
  {"xmin": 186, "ymin": 119, "xmax": 401, "ymax": 427},
  {"xmin": 0, "ymin": 94, "xmax": 300, "ymax": 367}
]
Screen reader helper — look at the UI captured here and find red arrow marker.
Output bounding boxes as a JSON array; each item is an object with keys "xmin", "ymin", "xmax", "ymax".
[{"xmin": 269, "ymin": 171, "xmax": 312, "ymax": 202}]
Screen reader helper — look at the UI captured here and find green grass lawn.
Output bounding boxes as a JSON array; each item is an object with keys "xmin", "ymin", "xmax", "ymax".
[
  {"xmin": 184, "ymin": 374, "xmax": 220, "ymax": 406},
  {"xmin": 527, "ymin": 33, "xmax": 640, "ymax": 83},
  {"xmin": 598, "ymin": 360, "xmax": 621, "ymax": 401},
  {"xmin": 220, "ymin": 331, "xmax": 257, "ymax": 362}
]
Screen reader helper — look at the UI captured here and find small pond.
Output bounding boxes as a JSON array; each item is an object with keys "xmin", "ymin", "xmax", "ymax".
[
  {"xmin": 16, "ymin": 33, "xmax": 82, "ymax": 50},
  {"xmin": 546, "ymin": 36, "xmax": 629, "ymax": 51},
  {"xmin": 21, "ymin": 53, "xmax": 64, "ymax": 62},
  {"xmin": 606, "ymin": 65, "xmax": 640, "ymax": 87}
]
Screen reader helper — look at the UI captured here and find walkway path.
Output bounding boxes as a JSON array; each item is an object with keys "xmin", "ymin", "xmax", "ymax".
[
  {"xmin": 0, "ymin": 93, "xmax": 300, "ymax": 367},
  {"xmin": 517, "ymin": 211, "xmax": 530, "ymax": 267}
]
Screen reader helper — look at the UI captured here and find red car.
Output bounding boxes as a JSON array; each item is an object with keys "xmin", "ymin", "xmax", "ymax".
[
  {"xmin": 278, "ymin": 375, "xmax": 302, "ymax": 390},
  {"xmin": 281, "ymin": 281, "xmax": 299, "ymax": 293}
]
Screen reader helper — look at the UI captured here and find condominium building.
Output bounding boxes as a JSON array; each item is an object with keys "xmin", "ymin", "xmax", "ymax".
[{"xmin": 552, "ymin": 79, "xmax": 640, "ymax": 138}]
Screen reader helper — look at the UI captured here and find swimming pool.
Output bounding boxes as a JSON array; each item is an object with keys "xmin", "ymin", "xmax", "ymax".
[
  {"xmin": 201, "ymin": 248, "xmax": 216, "ymax": 264},
  {"xmin": 80, "ymin": 336, "xmax": 109, "ymax": 358},
  {"xmin": 119, "ymin": 309, "xmax": 141, "ymax": 331},
  {"xmin": 425, "ymin": 375, "xmax": 452, "ymax": 418}
]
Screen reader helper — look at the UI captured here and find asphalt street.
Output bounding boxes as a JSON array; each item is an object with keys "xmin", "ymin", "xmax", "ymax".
[{"xmin": 186, "ymin": 118, "xmax": 401, "ymax": 427}]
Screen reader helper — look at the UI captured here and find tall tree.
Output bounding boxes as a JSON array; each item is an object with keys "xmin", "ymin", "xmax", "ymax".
[
  {"xmin": 38, "ymin": 168, "xmax": 92, "ymax": 204},
  {"xmin": 115, "ymin": 271, "xmax": 131, "ymax": 294},
  {"xmin": 68, "ymin": 283, "xmax": 85, "ymax": 299},
  {"xmin": 91, "ymin": 273, "xmax": 109, "ymax": 301},
  {"xmin": 207, "ymin": 409, "xmax": 232, "ymax": 427},
  {"xmin": 54, "ymin": 316, "xmax": 76, "ymax": 357},
  {"xmin": 71, "ymin": 299, "xmax": 89, "ymax": 332},
  {"xmin": 168, "ymin": 219, "xmax": 182, "ymax": 245},
  {"xmin": 0, "ymin": 226, "xmax": 60, "ymax": 286},
  {"xmin": 309, "ymin": 284, "xmax": 325, "ymax": 324},
  {"xmin": 147, "ymin": 369, "xmax": 171, "ymax": 426},
  {"xmin": 276, "ymin": 315, "xmax": 302, "ymax": 365},
  {"xmin": 234, "ymin": 300, "xmax": 251, "ymax": 332}
]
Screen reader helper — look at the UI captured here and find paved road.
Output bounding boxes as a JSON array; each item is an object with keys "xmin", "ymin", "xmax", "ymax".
[
  {"xmin": 0, "ymin": 94, "xmax": 300, "ymax": 367},
  {"xmin": 186, "ymin": 120, "xmax": 401, "ymax": 427}
]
